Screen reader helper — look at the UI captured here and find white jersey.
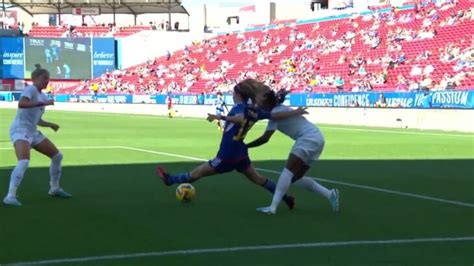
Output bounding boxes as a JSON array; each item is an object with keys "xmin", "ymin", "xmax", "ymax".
[
  {"xmin": 266, "ymin": 105, "xmax": 320, "ymax": 140},
  {"xmin": 215, "ymin": 98, "xmax": 226, "ymax": 113},
  {"xmin": 10, "ymin": 85, "xmax": 48, "ymax": 134}
]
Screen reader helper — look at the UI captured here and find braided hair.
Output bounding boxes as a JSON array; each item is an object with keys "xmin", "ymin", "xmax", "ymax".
[{"xmin": 276, "ymin": 90, "xmax": 288, "ymax": 105}]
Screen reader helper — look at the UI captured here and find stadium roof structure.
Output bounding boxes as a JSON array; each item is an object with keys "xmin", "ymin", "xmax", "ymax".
[{"xmin": 1, "ymin": 0, "xmax": 189, "ymax": 16}]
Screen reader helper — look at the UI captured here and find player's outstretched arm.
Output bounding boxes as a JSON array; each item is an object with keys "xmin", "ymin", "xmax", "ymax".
[
  {"xmin": 270, "ymin": 107, "xmax": 308, "ymax": 120},
  {"xmin": 246, "ymin": 130, "xmax": 275, "ymax": 148},
  {"xmin": 37, "ymin": 119, "xmax": 60, "ymax": 132},
  {"xmin": 18, "ymin": 97, "xmax": 54, "ymax": 109},
  {"xmin": 207, "ymin": 113, "xmax": 245, "ymax": 124}
]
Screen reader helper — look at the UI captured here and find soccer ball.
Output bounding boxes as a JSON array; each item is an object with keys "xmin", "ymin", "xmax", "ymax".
[{"xmin": 176, "ymin": 183, "xmax": 195, "ymax": 202}]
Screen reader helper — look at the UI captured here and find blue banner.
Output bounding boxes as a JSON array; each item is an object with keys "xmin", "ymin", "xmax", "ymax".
[
  {"xmin": 293, "ymin": 91, "xmax": 474, "ymax": 109},
  {"xmin": 0, "ymin": 37, "xmax": 25, "ymax": 79},
  {"xmin": 154, "ymin": 94, "xmax": 235, "ymax": 106},
  {"xmin": 0, "ymin": 91, "xmax": 13, "ymax": 101},
  {"xmin": 92, "ymin": 38, "xmax": 116, "ymax": 78},
  {"xmin": 54, "ymin": 94, "xmax": 70, "ymax": 102},
  {"xmin": 426, "ymin": 91, "xmax": 474, "ymax": 108},
  {"xmin": 55, "ymin": 93, "xmax": 231, "ymax": 106},
  {"xmin": 56, "ymin": 94, "xmax": 131, "ymax": 103},
  {"xmin": 52, "ymin": 91, "xmax": 474, "ymax": 109}
]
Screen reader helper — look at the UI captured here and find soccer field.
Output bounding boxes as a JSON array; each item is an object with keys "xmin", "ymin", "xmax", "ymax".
[{"xmin": 0, "ymin": 108, "xmax": 473, "ymax": 265}]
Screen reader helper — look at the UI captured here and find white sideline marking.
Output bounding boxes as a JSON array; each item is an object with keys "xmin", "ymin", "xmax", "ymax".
[
  {"xmin": 0, "ymin": 146, "xmax": 122, "ymax": 151},
  {"xmin": 319, "ymin": 126, "xmax": 474, "ymax": 138},
  {"xmin": 119, "ymin": 146, "xmax": 207, "ymax": 162},
  {"xmin": 119, "ymin": 146, "xmax": 474, "ymax": 208},
  {"xmin": 5, "ymin": 236, "xmax": 474, "ymax": 265}
]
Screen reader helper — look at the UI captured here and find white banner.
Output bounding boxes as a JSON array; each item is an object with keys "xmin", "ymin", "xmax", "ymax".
[{"xmin": 72, "ymin": 7, "xmax": 100, "ymax": 16}]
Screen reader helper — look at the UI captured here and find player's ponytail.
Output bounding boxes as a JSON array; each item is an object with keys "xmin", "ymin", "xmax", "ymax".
[{"xmin": 31, "ymin": 64, "xmax": 49, "ymax": 80}]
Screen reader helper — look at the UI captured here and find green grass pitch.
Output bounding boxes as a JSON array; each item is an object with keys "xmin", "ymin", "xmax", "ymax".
[{"xmin": 0, "ymin": 108, "xmax": 473, "ymax": 265}]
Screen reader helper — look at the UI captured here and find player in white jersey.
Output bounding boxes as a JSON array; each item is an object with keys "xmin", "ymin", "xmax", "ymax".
[
  {"xmin": 247, "ymin": 90, "xmax": 339, "ymax": 214},
  {"xmin": 214, "ymin": 92, "xmax": 228, "ymax": 131},
  {"xmin": 3, "ymin": 65, "xmax": 71, "ymax": 207}
]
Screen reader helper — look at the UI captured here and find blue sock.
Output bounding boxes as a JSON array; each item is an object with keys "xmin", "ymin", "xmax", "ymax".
[
  {"xmin": 262, "ymin": 179, "xmax": 292, "ymax": 203},
  {"xmin": 262, "ymin": 178, "xmax": 277, "ymax": 193},
  {"xmin": 170, "ymin": 172, "xmax": 192, "ymax": 184}
]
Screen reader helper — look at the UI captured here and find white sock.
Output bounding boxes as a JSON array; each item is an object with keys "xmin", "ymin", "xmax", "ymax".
[
  {"xmin": 49, "ymin": 152, "xmax": 63, "ymax": 190},
  {"xmin": 294, "ymin": 177, "xmax": 331, "ymax": 199},
  {"xmin": 7, "ymin": 159, "xmax": 30, "ymax": 198},
  {"xmin": 269, "ymin": 168, "xmax": 294, "ymax": 211}
]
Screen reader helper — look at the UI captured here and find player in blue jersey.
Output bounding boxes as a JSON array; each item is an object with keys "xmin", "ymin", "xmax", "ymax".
[
  {"xmin": 157, "ymin": 79, "xmax": 307, "ymax": 209},
  {"xmin": 214, "ymin": 92, "xmax": 228, "ymax": 131}
]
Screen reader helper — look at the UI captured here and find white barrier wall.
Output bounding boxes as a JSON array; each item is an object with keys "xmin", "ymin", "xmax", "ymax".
[
  {"xmin": 117, "ymin": 31, "xmax": 215, "ymax": 69},
  {"xmin": 1, "ymin": 102, "xmax": 473, "ymax": 133}
]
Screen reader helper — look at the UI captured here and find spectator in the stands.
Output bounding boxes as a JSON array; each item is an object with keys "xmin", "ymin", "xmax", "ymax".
[
  {"xmin": 409, "ymin": 80, "xmax": 420, "ymax": 91},
  {"xmin": 438, "ymin": 73, "xmax": 457, "ymax": 90},
  {"xmin": 420, "ymin": 76, "xmax": 433, "ymax": 91},
  {"xmin": 410, "ymin": 65, "xmax": 423, "ymax": 76},
  {"xmin": 396, "ymin": 75, "xmax": 409, "ymax": 91},
  {"xmin": 423, "ymin": 64, "xmax": 435, "ymax": 76},
  {"xmin": 63, "ymin": 2, "xmax": 473, "ymax": 94},
  {"xmin": 335, "ymin": 76, "xmax": 344, "ymax": 91},
  {"xmin": 416, "ymin": 50, "xmax": 431, "ymax": 61}
]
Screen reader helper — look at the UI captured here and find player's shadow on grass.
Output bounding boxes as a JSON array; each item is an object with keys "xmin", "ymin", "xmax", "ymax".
[
  {"xmin": 0, "ymin": 159, "xmax": 472, "ymax": 201},
  {"xmin": 0, "ymin": 158, "xmax": 473, "ymax": 180}
]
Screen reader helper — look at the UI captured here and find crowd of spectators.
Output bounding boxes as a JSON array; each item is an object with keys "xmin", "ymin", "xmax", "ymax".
[{"xmin": 60, "ymin": 0, "xmax": 473, "ymax": 96}]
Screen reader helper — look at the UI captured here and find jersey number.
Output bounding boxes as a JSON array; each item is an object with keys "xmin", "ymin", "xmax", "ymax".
[{"xmin": 233, "ymin": 119, "xmax": 256, "ymax": 141}]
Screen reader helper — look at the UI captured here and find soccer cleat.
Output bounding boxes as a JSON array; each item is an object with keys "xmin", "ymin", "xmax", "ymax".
[
  {"xmin": 3, "ymin": 196, "xmax": 22, "ymax": 207},
  {"xmin": 329, "ymin": 189, "xmax": 339, "ymax": 212},
  {"xmin": 256, "ymin": 206, "xmax": 276, "ymax": 215},
  {"xmin": 284, "ymin": 195, "xmax": 296, "ymax": 210},
  {"xmin": 156, "ymin": 166, "xmax": 172, "ymax": 186},
  {"xmin": 49, "ymin": 188, "xmax": 72, "ymax": 198}
]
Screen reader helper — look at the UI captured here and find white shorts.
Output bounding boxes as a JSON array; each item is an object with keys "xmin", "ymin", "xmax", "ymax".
[
  {"xmin": 291, "ymin": 131, "xmax": 325, "ymax": 165},
  {"xmin": 10, "ymin": 129, "xmax": 46, "ymax": 147}
]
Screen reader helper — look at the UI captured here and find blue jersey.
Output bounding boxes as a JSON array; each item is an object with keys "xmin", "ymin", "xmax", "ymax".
[{"xmin": 216, "ymin": 103, "xmax": 270, "ymax": 160}]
